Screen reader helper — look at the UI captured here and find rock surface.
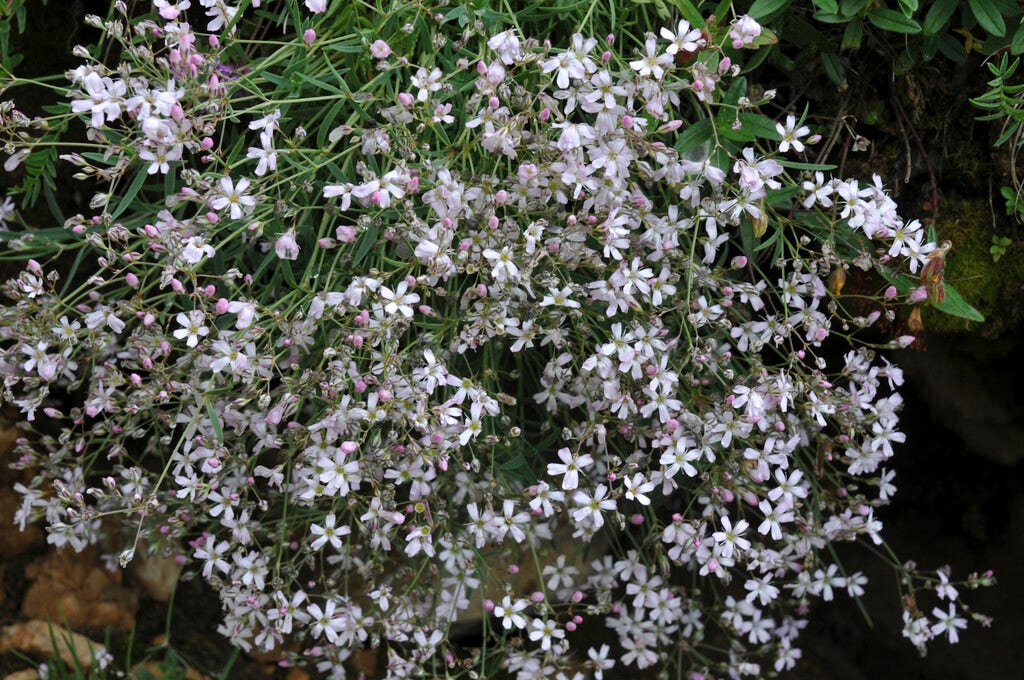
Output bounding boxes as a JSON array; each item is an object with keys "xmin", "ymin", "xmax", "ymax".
[
  {"xmin": 21, "ymin": 547, "xmax": 138, "ymax": 634},
  {"xmin": 0, "ymin": 620, "xmax": 105, "ymax": 669}
]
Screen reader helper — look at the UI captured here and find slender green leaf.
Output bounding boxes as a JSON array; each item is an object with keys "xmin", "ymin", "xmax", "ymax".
[
  {"xmin": 898, "ymin": 0, "xmax": 919, "ymax": 18},
  {"xmin": 923, "ymin": 0, "xmax": 957, "ymax": 34},
  {"xmin": 821, "ymin": 51, "xmax": 846, "ymax": 86},
  {"xmin": 748, "ymin": 0, "xmax": 791, "ymax": 19},
  {"xmin": 1012, "ymin": 19, "xmax": 1024, "ymax": 54},
  {"xmin": 205, "ymin": 400, "xmax": 224, "ymax": 443},
  {"xmin": 867, "ymin": 7, "xmax": 922, "ymax": 33},
  {"xmin": 968, "ymin": 0, "xmax": 1006, "ymax": 37},
  {"xmin": 666, "ymin": 0, "xmax": 705, "ymax": 29},
  {"xmin": 841, "ymin": 19, "xmax": 863, "ymax": 49},
  {"xmin": 840, "ymin": 0, "xmax": 872, "ymax": 17},
  {"xmin": 110, "ymin": 167, "xmax": 149, "ymax": 220},
  {"xmin": 675, "ymin": 117, "xmax": 714, "ymax": 154},
  {"xmin": 777, "ymin": 159, "xmax": 838, "ymax": 171},
  {"xmin": 352, "ymin": 224, "xmax": 381, "ymax": 267},
  {"xmin": 937, "ymin": 31, "xmax": 969, "ymax": 61},
  {"xmin": 812, "ymin": 0, "xmax": 839, "ymax": 13},
  {"xmin": 813, "ymin": 11, "xmax": 846, "ymax": 23},
  {"xmin": 934, "ymin": 283, "xmax": 985, "ymax": 321}
]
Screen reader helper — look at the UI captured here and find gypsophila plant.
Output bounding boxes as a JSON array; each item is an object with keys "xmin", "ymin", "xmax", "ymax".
[{"xmin": 0, "ymin": 0, "xmax": 993, "ymax": 677}]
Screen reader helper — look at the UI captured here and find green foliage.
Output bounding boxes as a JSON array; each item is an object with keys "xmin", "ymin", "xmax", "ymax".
[
  {"xmin": 990, "ymin": 234, "xmax": 1012, "ymax": 261},
  {"xmin": 741, "ymin": 0, "xmax": 1024, "ymax": 90}
]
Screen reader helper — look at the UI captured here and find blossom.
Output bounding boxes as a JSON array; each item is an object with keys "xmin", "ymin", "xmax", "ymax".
[
  {"xmin": 410, "ymin": 67, "xmax": 443, "ymax": 102},
  {"xmin": 629, "ymin": 36, "xmax": 672, "ymax": 80},
  {"xmin": 572, "ymin": 484, "xmax": 616, "ymax": 529},
  {"xmin": 712, "ymin": 516, "xmax": 750, "ymax": 560},
  {"xmin": 660, "ymin": 20, "xmax": 703, "ymax": 55},
  {"xmin": 729, "ymin": 14, "xmax": 762, "ymax": 49},
  {"xmin": 209, "ymin": 176, "xmax": 256, "ymax": 219},
  {"xmin": 931, "ymin": 603, "xmax": 967, "ymax": 643},
  {"xmin": 370, "ymin": 39, "xmax": 391, "ymax": 59},
  {"xmin": 304, "ymin": 0, "xmax": 326, "ymax": 13},
  {"xmin": 310, "ymin": 512, "xmax": 352, "ymax": 551},
  {"xmin": 379, "ymin": 280, "xmax": 419, "ymax": 317},
  {"xmin": 494, "ymin": 596, "xmax": 528, "ymax": 630},
  {"xmin": 173, "ymin": 310, "xmax": 209, "ymax": 347},
  {"xmin": 528, "ymin": 618, "xmax": 565, "ymax": 651},
  {"xmin": 776, "ymin": 114, "xmax": 810, "ymax": 153},
  {"xmin": 539, "ymin": 285, "xmax": 580, "ymax": 308},
  {"xmin": 275, "ymin": 228, "xmax": 300, "ymax": 260},
  {"xmin": 546, "ymin": 447, "xmax": 593, "ymax": 491}
]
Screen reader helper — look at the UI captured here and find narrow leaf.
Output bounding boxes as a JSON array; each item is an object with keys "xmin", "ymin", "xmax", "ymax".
[
  {"xmin": 923, "ymin": 0, "xmax": 957, "ymax": 34},
  {"xmin": 1012, "ymin": 19, "xmax": 1024, "ymax": 54},
  {"xmin": 110, "ymin": 168, "xmax": 149, "ymax": 220},
  {"xmin": 968, "ymin": 0, "xmax": 1006, "ymax": 37},
  {"xmin": 748, "ymin": 0, "xmax": 791, "ymax": 19},
  {"xmin": 821, "ymin": 51, "xmax": 846, "ymax": 86},
  {"xmin": 934, "ymin": 283, "xmax": 985, "ymax": 321},
  {"xmin": 867, "ymin": 7, "xmax": 922, "ymax": 33}
]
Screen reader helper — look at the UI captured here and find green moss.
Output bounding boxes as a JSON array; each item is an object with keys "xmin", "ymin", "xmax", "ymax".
[{"xmin": 923, "ymin": 197, "xmax": 1024, "ymax": 334}]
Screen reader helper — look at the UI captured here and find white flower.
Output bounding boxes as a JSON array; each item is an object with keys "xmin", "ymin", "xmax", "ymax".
[
  {"xmin": 931, "ymin": 603, "xmax": 967, "ymax": 643},
  {"xmin": 776, "ymin": 114, "xmax": 810, "ymax": 153},
  {"xmin": 179, "ymin": 235, "xmax": 216, "ymax": 265},
  {"xmin": 540, "ymin": 285, "xmax": 580, "ymax": 308},
  {"xmin": 528, "ymin": 618, "xmax": 564, "ymax": 651},
  {"xmin": 209, "ymin": 176, "xmax": 256, "ymax": 219},
  {"xmin": 310, "ymin": 512, "xmax": 351, "ymax": 551},
  {"xmin": 173, "ymin": 310, "xmax": 208, "ymax": 348},
  {"xmin": 379, "ymin": 280, "xmax": 419, "ymax": 317},
  {"xmin": 629, "ymin": 36, "xmax": 672, "ymax": 80},
  {"xmin": 546, "ymin": 447, "xmax": 593, "ymax": 491},
  {"xmin": 494, "ymin": 596, "xmax": 528, "ymax": 630}
]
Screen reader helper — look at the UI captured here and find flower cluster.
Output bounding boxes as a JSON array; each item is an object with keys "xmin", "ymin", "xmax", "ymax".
[{"xmin": 0, "ymin": 1, "xmax": 992, "ymax": 678}]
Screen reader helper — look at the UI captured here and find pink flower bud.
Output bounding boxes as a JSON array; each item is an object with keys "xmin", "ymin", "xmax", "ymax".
[
  {"xmin": 630, "ymin": 514, "xmax": 645, "ymax": 525},
  {"xmin": 601, "ymin": 50, "xmax": 611, "ymax": 63},
  {"xmin": 565, "ymin": 621, "xmax": 577, "ymax": 632},
  {"xmin": 539, "ymin": 107, "xmax": 551, "ymax": 122},
  {"xmin": 884, "ymin": 285, "xmax": 898, "ymax": 299},
  {"xmin": 397, "ymin": 92, "xmax": 414, "ymax": 107},
  {"xmin": 303, "ymin": 29, "xmax": 316, "ymax": 46},
  {"xmin": 483, "ymin": 599, "xmax": 495, "ymax": 612},
  {"xmin": 335, "ymin": 225, "xmax": 357, "ymax": 242},
  {"xmin": 370, "ymin": 39, "xmax": 391, "ymax": 59},
  {"xmin": 909, "ymin": 286, "xmax": 929, "ymax": 304},
  {"xmin": 508, "ymin": 564, "xmax": 519, "ymax": 574},
  {"xmin": 530, "ymin": 591, "xmax": 545, "ymax": 603}
]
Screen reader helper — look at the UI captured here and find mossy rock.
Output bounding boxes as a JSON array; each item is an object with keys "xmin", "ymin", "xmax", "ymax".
[{"xmin": 923, "ymin": 196, "xmax": 1024, "ymax": 336}]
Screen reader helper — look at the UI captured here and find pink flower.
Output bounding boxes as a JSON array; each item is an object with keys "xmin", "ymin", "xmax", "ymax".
[
  {"xmin": 275, "ymin": 228, "xmax": 300, "ymax": 260},
  {"xmin": 370, "ymin": 40, "xmax": 391, "ymax": 59},
  {"xmin": 304, "ymin": 0, "xmax": 327, "ymax": 13}
]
